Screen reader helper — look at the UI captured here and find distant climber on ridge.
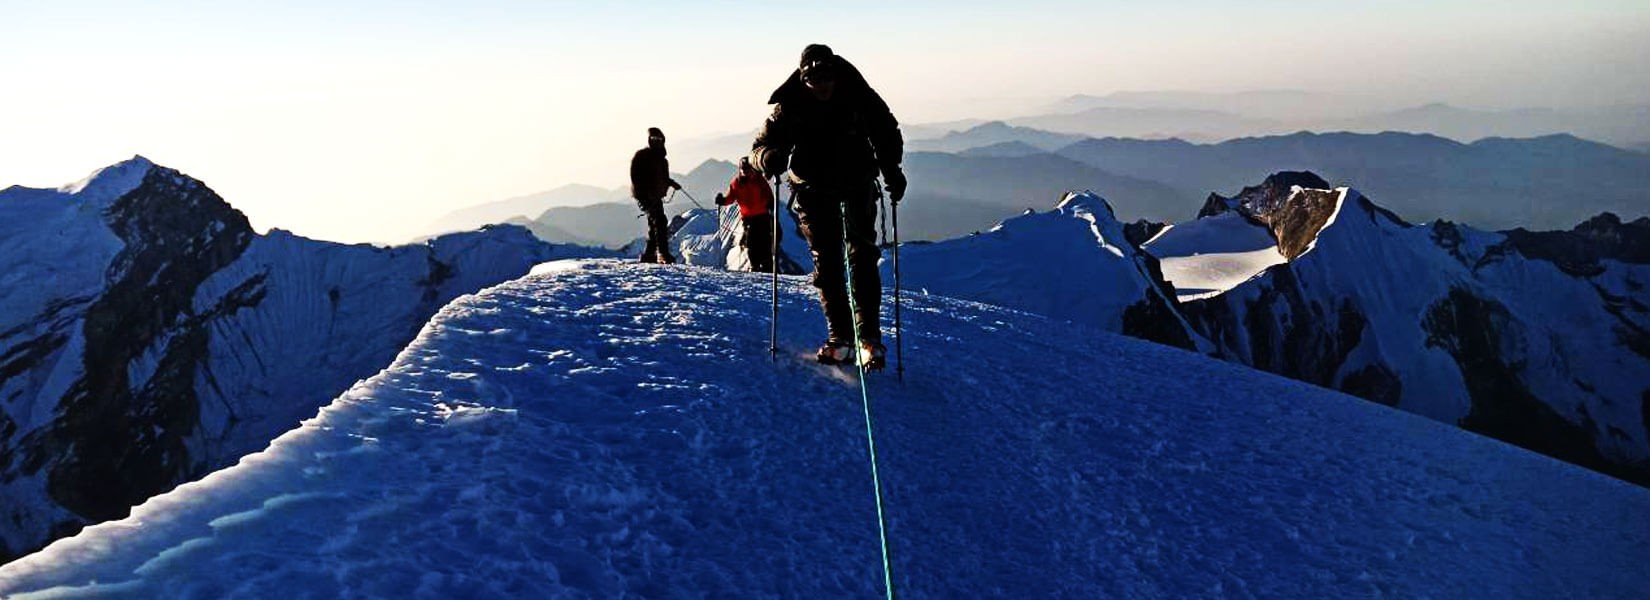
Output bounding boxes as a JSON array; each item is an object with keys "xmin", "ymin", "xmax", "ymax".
[
  {"xmin": 750, "ymin": 44, "xmax": 906, "ymax": 369},
  {"xmin": 631, "ymin": 127, "xmax": 682, "ymax": 264},
  {"xmin": 715, "ymin": 157, "xmax": 780, "ymax": 273}
]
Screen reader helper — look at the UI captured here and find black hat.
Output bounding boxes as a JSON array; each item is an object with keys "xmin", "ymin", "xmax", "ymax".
[
  {"xmin": 799, "ymin": 44, "xmax": 837, "ymax": 82},
  {"xmin": 800, "ymin": 44, "xmax": 833, "ymax": 67},
  {"xmin": 647, "ymin": 127, "xmax": 664, "ymax": 138}
]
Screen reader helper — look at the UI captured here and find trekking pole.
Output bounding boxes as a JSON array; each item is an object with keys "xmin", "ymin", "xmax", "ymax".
[
  {"xmin": 716, "ymin": 203, "xmax": 736, "ymax": 240},
  {"xmin": 678, "ymin": 188, "xmax": 708, "ymax": 211},
  {"xmin": 770, "ymin": 175, "xmax": 781, "ymax": 361},
  {"xmin": 892, "ymin": 190, "xmax": 904, "ymax": 383}
]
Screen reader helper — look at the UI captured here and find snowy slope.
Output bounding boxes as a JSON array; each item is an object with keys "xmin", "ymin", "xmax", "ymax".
[
  {"xmin": 1143, "ymin": 211, "xmax": 1288, "ymax": 301},
  {"xmin": 859, "ymin": 170, "xmax": 1649, "ymax": 487},
  {"xmin": 0, "ymin": 158, "xmax": 614, "ymax": 562},
  {"xmin": 891, "ymin": 191, "xmax": 1204, "ymax": 350},
  {"xmin": 2, "ymin": 260, "xmax": 1646, "ymax": 597}
]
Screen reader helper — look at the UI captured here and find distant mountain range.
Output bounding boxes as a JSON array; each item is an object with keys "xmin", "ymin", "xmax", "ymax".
[
  {"xmin": 1023, "ymin": 92, "xmax": 1649, "ymax": 148},
  {"xmin": 1045, "ymin": 90, "xmax": 1392, "ymax": 121},
  {"xmin": 908, "ymin": 121, "xmax": 1086, "ymax": 154},
  {"xmin": 424, "ymin": 159, "xmax": 739, "ymax": 247},
  {"xmin": 424, "ymin": 183, "xmax": 627, "ymax": 235},
  {"xmin": 432, "ymin": 113, "xmax": 1648, "ymax": 251},
  {"xmin": 1056, "ymin": 131, "xmax": 1650, "ymax": 230}
]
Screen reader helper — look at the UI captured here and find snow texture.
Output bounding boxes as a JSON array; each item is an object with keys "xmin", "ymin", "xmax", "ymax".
[
  {"xmin": 1144, "ymin": 211, "xmax": 1288, "ymax": 301},
  {"xmin": 890, "ymin": 191, "xmax": 1185, "ymax": 336},
  {"xmin": 3, "ymin": 260, "xmax": 1646, "ymax": 598}
]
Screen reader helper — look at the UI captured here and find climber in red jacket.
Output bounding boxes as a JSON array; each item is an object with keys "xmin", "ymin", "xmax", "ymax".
[{"xmin": 715, "ymin": 157, "xmax": 780, "ymax": 273}]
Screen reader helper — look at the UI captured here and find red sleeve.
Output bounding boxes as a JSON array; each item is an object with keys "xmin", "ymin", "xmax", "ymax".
[{"xmin": 722, "ymin": 176, "xmax": 741, "ymax": 204}]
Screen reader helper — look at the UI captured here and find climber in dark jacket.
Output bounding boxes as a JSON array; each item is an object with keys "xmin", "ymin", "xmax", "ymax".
[
  {"xmin": 750, "ymin": 44, "xmax": 907, "ymax": 369},
  {"xmin": 631, "ymin": 127, "xmax": 682, "ymax": 264}
]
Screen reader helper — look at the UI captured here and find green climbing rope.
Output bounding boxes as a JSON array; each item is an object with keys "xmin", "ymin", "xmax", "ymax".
[{"xmin": 839, "ymin": 198, "xmax": 896, "ymax": 600}]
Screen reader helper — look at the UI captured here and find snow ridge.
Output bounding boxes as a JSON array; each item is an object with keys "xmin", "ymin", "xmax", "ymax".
[
  {"xmin": 2, "ymin": 261, "xmax": 1646, "ymax": 597},
  {"xmin": 891, "ymin": 191, "xmax": 1202, "ymax": 351},
  {"xmin": 56, "ymin": 155, "xmax": 155, "ymax": 205}
]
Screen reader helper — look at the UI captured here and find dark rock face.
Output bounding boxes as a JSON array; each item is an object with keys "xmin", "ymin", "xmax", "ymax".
[
  {"xmin": 1122, "ymin": 219, "xmax": 1168, "ymax": 249},
  {"xmin": 1196, "ymin": 193, "xmax": 1235, "ymax": 219},
  {"xmin": 1180, "ymin": 266, "xmax": 1371, "ymax": 395},
  {"xmin": 1224, "ymin": 171, "xmax": 1331, "ymax": 221},
  {"xmin": 1340, "ymin": 363, "xmax": 1402, "ymax": 407},
  {"xmin": 1422, "ymin": 288, "xmax": 1648, "ymax": 486},
  {"xmin": 1120, "ymin": 253, "xmax": 1195, "ymax": 351},
  {"xmin": 1265, "ymin": 188, "xmax": 1341, "ymax": 260},
  {"xmin": 1196, "ymin": 171, "xmax": 1342, "ymax": 259},
  {"xmin": 1503, "ymin": 212, "xmax": 1650, "ymax": 276},
  {"xmin": 23, "ymin": 168, "xmax": 254, "ymax": 528},
  {"xmin": 0, "ymin": 163, "xmax": 601, "ymax": 563},
  {"xmin": 1643, "ymin": 391, "xmax": 1650, "ymax": 446}
]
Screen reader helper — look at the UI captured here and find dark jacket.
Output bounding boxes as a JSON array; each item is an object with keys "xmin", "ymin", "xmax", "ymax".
[
  {"xmin": 750, "ymin": 56, "xmax": 903, "ymax": 187},
  {"xmin": 630, "ymin": 146, "xmax": 671, "ymax": 201}
]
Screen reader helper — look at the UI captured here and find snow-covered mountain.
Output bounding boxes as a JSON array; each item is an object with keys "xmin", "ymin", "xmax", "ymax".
[
  {"xmin": 0, "ymin": 158, "xmax": 613, "ymax": 561},
  {"xmin": 891, "ymin": 191, "xmax": 1203, "ymax": 351},
  {"xmin": 1, "ymin": 261, "xmax": 1645, "ymax": 597},
  {"xmin": 889, "ymin": 172, "xmax": 1650, "ymax": 486},
  {"xmin": 1149, "ymin": 173, "xmax": 1650, "ymax": 484}
]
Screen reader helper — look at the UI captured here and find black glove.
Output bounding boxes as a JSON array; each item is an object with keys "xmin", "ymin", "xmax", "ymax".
[
  {"xmin": 714, "ymin": 192, "xmax": 728, "ymax": 206},
  {"xmin": 882, "ymin": 166, "xmax": 907, "ymax": 204}
]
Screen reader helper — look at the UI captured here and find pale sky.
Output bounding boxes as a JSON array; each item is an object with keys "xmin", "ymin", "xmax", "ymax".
[{"xmin": 3, "ymin": 0, "xmax": 1647, "ymax": 243}]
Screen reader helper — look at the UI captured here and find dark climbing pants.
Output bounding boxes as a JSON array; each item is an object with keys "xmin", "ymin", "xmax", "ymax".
[
  {"xmin": 793, "ymin": 181, "xmax": 881, "ymax": 344},
  {"xmin": 742, "ymin": 213, "xmax": 778, "ymax": 273},
  {"xmin": 636, "ymin": 196, "xmax": 673, "ymax": 264}
]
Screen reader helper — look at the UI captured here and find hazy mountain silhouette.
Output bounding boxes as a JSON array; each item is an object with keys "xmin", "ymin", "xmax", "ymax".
[
  {"xmin": 1057, "ymin": 131, "xmax": 1650, "ymax": 229},
  {"xmin": 1012, "ymin": 107, "xmax": 1283, "ymax": 142},
  {"xmin": 908, "ymin": 121, "xmax": 1086, "ymax": 153},
  {"xmin": 958, "ymin": 141, "xmax": 1046, "ymax": 158},
  {"xmin": 1047, "ymin": 90, "xmax": 1391, "ymax": 121},
  {"xmin": 1019, "ymin": 95, "xmax": 1649, "ymax": 149},
  {"xmin": 903, "ymin": 150, "xmax": 1190, "ymax": 225},
  {"xmin": 423, "ymin": 183, "xmax": 625, "ymax": 237}
]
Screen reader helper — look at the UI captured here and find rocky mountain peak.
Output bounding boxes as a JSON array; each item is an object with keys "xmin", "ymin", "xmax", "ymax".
[
  {"xmin": 1228, "ymin": 171, "xmax": 1332, "ymax": 222},
  {"xmin": 55, "ymin": 155, "xmax": 156, "ymax": 206}
]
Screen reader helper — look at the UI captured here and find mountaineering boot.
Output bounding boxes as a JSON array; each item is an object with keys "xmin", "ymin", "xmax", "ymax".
[
  {"xmin": 816, "ymin": 340, "xmax": 854, "ymax": 365},
  {"xmin": 859, "ymin": 341, "xmax": 887, "ymax": 371}
]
